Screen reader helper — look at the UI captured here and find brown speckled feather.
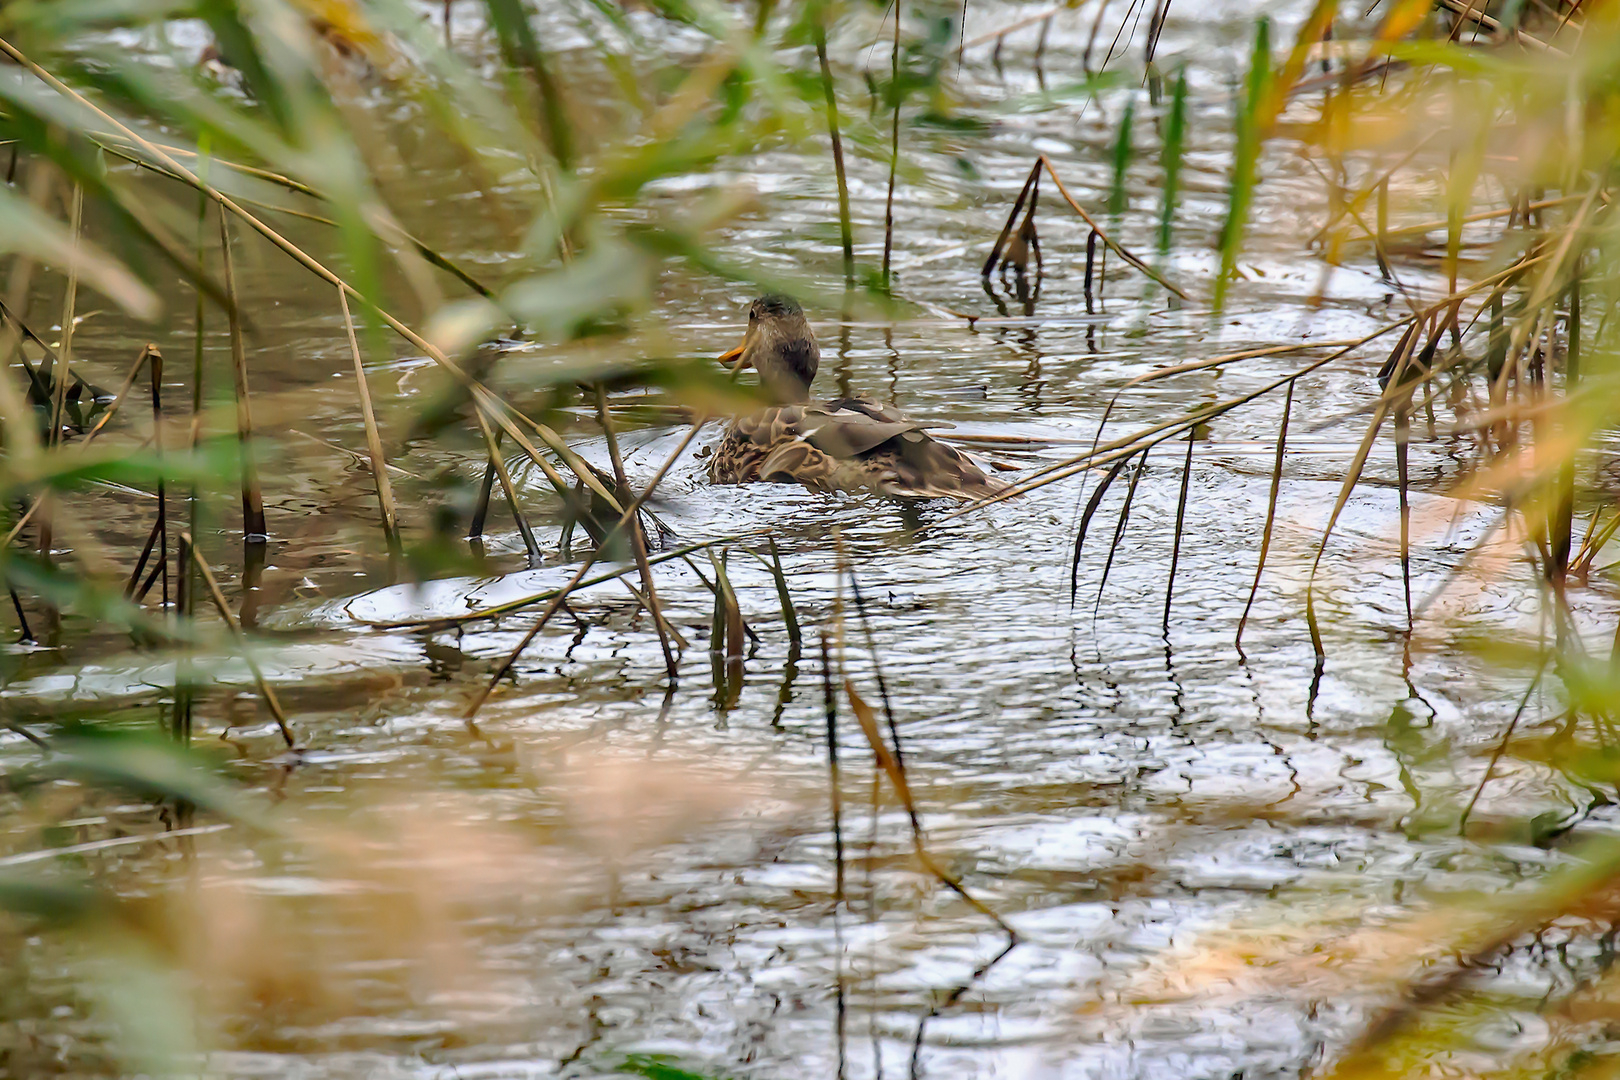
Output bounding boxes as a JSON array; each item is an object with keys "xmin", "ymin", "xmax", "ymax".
[{"xmin": 709, "ymin": 398, "xmax": 1006, "ymax": 501}]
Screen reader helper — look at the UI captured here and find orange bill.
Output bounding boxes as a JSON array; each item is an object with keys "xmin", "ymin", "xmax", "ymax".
[{"xmin": 717, "ymin": 341, "xmax": 748, "ymax": 368}]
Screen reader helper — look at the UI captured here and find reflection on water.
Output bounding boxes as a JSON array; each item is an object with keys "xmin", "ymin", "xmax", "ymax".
[{"xmin": 3, "ymin": 2, "xmax": 1617, "ymax": 1078}]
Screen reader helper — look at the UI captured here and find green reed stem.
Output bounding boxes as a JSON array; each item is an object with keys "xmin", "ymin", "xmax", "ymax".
[
  {"xmin": 813, "ymin": 5, "xmax": 855, "ymax": 287},
  {"xmin": 1216, "ymin": 17, "xmax": 1271, "ymax": 310},
  {"xmin": 1108, "ymin": 98, "xmax": 1134, "ymax": 222},
  {"xmin": 1158, "ymin": 66, "xmax": 1187, "ymax": 257},
  {"xmin": 882, "ymin": 1, "xmax": 901, "ymax": 291}
]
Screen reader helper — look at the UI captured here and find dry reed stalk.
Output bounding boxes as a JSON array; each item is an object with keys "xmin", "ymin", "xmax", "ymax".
[
  {"xmin": 939, "ymin": 321, "xmax": 1413, "ymax": 531},
  {"xmin": 38, "ymin": 182, "xmax": 84, "ymax": 571},
  {"xmin": 177, "ymin": 178, "xmax": 210, "ymax": 745},
  {"xmin": 1236, "ymin": 380, "xmax": 1293, "ymax": 651},
  {"xmin": 184, "ymin": 534, "xmax": 295, "ymax": 747},
  {"xmin": 1163, "ymin": 426, "xmax": 1194, "ymax": 635},
  {"xmin": 982, "ymin": 159, "xmax": 1042, "ymax": 276},
  {"xmin": 708, "ymin": 548, "xmax": 744, "ymax": 666},
  {"xmin": 613, "ymin": 574, "xmax": 689, "ymax": 654},
  {"xmin": 1574, "ymin": 506, "xmax": 1620, "ymax": 579},
  {"xmin": 1550, "ymin": 270, "xmax": 1581, "ymax": 582},
  {"xmin": 1459, "ymin": 659, "xmax": 1548, "ymax": 835},
  {"xmin": 819, "ymin": 626, "xmax": 848, "ymax": 1077},
  {"xmin": 962, "ymin": 6, "xmax": 1061, "ymax": 50},
  {"xmin": 836, "ymin": 551, "xmax": 1016, "ymax": 947},
  {"xmin": 5, "ymin": 588, "xmax": 32, "ymax": 641},
  {"xmin": 961, "ymin": 248, "xmax": 1550, "ymax": 530},
  {"xmin": 595, "ymin": 384, "xmax": 678, "ymax": 675},
  {"xmin": 1084, "ymin": 229, "xmax": 1099, "ymax": 312},
  {"xmin": 1343, "ymin": 194, "xmax": 1582, "ymax": 250},
  {"xmin": 468, "ymin": 457, "xmax": 498, "ymax": 541},
  {"xmin": 150, "ymin": 346, "xmax": 169, "ymax": 609},
  {"xmin": 476, "ymin": 388, "xmax": 623, "ymax": 510},
  {"xmin": 353, "ymin": 538, "xmax": 725, "ymax": 629},
  {"xmin": 48, "ymin": 183, "xmax": 82, "ymax": 451},
  {"xmin": 337, "ymin": 287, "xmax": 399, "ymax": 548},
  {"xmin": 471, "ymin": 410, "xmax": 542, "ymax": 563},
  {"xmin": 1092, "ymin": 449, "xmax": 1147, "ymax": 618},
  {"xmin": 477, "ymin": 411, "xmax": 608, "ymax": 551},
  {"xmin": 126, "ymin": 514, "xmax": 163, "ymax": 600},
  {"xmin": 1304, "ymin": 315, "xmax": 1426, "ymax": 659},
  {"xmin": 1395, "ymin": 398, "xmax": 1413, "ymax": 627},
  {"xmin": 218, "ymin": 215, "xmax": 266, "ymax": 540},
  {"xmin": 86, "ymin": 133, "xmax": 495, "ymax": 299},
  {"xmin": 1038, "ymin": 155, "xmax": 1187, "ymax": 298},
  {"xmin": 462, "ymin": 418, "xmax": 709, "ymax": 720},
  {"xmin": 1493, "ymin": 188, "xmax": 1599, "ymax": 391},
  {"xmin": 1083, "ymin": 0, "xmax": 1114, "ymax": 72},
  {"xmin": 1144, "ymin": 0, "xmax": 1171, "ymax": 74}
]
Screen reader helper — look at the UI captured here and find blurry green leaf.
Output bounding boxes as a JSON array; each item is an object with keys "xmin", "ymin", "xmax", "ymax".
[
  {"xmin": 486, "ymin": 0, "xmax": 575, "ymax": 168},
  {"xmin": 195, "ymin": 0, "xmax": 294, "ymax": 131},
  {"xmin": 1158, "ymin": 66, "xmax": 1187, "ymax": 256},
  {"xmin": 0, "ymin": 442, "xmax": 248, "ymax": 497},
  {"xmin": 39, "ymin": 729, "xmax": 266, "ymax": 829},
  {"xmin": 0, "ymin": 184, "xmax": 158, "ymax": 320},
  {"xmin": 0, "ymin": 554, "xmax": 172, "ymax": 636},
  {"xmin": 0, "ymin": 870, "xmax": 106, "ymax": 924},
  {"xmin": 1215, "ymin": 17, "xmax": 1270, "ymax": 311},
  {"xmin": 1108, "ymin": 98, "xmax": 1135, "ymax": 220},
  {"xmin": 499, "ymin": 241, "xmax": 656, "ymax": 341},
  {"xmin": 1, "ymin": 2, "xmax": 194, "ymax": 36},
  {"xmin": 82, "ymin": 943, "xmax": 198, "ymax": 1079},
  {"xmin": 912, "ymin": 111, "xmax": 989, "ymax": 133},
  {"xmin": 620, "ymin": 1054, "xmax": 729, "ymax": 1080},
  {"xmin": 994, "ymin": 71, "xmax": 1127, "ymax": 113}
]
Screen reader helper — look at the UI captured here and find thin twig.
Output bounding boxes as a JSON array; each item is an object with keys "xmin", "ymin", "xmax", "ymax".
[
  {"xmin": 814, "ymin": 9, "xmax": 856, "ymax": 287},
  {"xmin": 184, "ymin": 534, "xmax": 295, "ymax": 748},
  {"xmin": 882, "ymin": 1, "xmax": 902, "ymax": 290},
  {"xmin": 337, "ymin": 287, "xmax": 399, "ymax": 548},
  {"xmin": 463, "ymin": 419, "xmax": 709, "ymax": 719},
  {"xmin": 1237, "ymin": 380, "xmax": 1293, "ymax": 650},
  {"xmin": 218, "ymin": 214, "xmax": 266, "ymax": 540},
  {"xmin": 596, "ymin": 383, "xmax": 677, "ymax": 676},
  {"xmin": 1163, "ymin": 426, "xmax": 1195, "ymax": 635}
]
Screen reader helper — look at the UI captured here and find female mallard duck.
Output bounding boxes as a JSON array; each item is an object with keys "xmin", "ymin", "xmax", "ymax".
[{"xmin": 708, "ymin": 295, "xmax": 1006, "ymax": 500}]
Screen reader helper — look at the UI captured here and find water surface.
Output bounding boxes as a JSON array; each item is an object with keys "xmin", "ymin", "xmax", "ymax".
[{"xmin": 3, "ymin": 4, "xmax": 1614, "ymax": 1078}]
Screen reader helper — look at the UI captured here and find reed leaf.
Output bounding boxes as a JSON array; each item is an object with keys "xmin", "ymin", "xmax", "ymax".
[
  {"xmin": 1215, "ymin": 17, "xmax": 1270, "ymax": 311},
  {"xmin": 1157, "ymin": 65, "xmax": 1186, "ymax": 258}
]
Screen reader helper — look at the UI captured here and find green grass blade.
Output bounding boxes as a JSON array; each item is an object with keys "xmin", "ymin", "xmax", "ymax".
[
  {"xmin": 1158, "ymin": 65, "xmax": 1187, "ymax": 258},
  {"xmin": 1108, "ymin": 97, "xmax": 1134, "ymax": 222},
  {"xmin": 1215, "ymin": 17, "xmax": 1270, "ymax": 311}
]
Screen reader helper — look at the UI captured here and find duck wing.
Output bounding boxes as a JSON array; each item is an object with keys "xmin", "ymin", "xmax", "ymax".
[
  {"xmin": 714, "ymin": 399, "xmax": 1004, "ymax": 501},
  {"xmin": 712, "ymin": 405, "xmax": 834, "ymax": 487},
  {"xmin": 729, "ymin": 404, "xmax": 814, "ymax": 448},
  {"xmin": 799, "ymin": 398, "xmax": 951, "ymax": 457},
  {"xmin": 865, "ymin": 429, "xmax": 1006, "ymax": 500}
]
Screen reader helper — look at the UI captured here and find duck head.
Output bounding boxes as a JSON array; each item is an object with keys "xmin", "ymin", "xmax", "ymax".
[{"xmin": 719, "ymin": 294, "xmax": 820, "ymax": 404}]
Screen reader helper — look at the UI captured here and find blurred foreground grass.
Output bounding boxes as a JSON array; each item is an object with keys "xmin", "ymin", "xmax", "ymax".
[{"xmin": 3, "ymin": 1, "xmax": 1620, "ymax": 1077}]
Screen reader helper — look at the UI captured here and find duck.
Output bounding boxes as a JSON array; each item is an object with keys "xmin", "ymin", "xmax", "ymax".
[{"xmin": 707, "ymin": 295, "xmax": 1006, "ymax": 500}]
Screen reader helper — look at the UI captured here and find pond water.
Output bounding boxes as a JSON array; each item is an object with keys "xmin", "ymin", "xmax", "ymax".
[{"xmin": 4, "ymin": 3, "xmax": 1617, "ymax": 1079}]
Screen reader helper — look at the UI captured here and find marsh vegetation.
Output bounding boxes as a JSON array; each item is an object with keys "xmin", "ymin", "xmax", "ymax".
[{"xmin": 1, "ymin": 1, "xmax": 1619, "ymax": 1077}]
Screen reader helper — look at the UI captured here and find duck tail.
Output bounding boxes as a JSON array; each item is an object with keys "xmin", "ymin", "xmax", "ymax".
[{"xmin": 885, "ymin": 434, "xmax": 1011, "ymax": 502}]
